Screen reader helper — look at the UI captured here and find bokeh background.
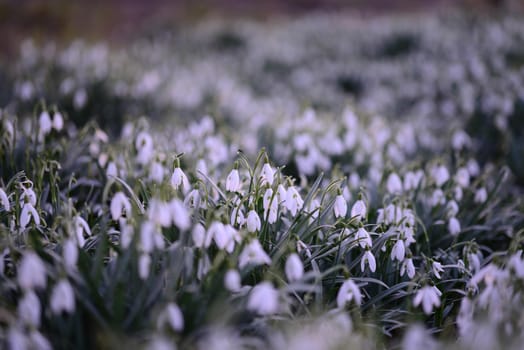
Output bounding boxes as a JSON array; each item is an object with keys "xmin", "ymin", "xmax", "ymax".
[{"xmin": 1, "ymin": 0, "xmax": 521, "ymax": 57}]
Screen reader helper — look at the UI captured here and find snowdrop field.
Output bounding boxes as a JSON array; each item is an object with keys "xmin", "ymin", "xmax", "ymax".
[{"xmin": 1, "ymin": 8, "xmax": 524, "ymax": 350}]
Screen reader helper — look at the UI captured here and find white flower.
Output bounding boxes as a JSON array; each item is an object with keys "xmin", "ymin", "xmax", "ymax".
[
  {"xmin": 0, "ymin": 188, "xmax": 10, "ymax": 212},
  {"xmin": 391, "ymin": 239, "xmax": 405, "ymax": 262},
  {"xmin": 355, "ymin": 227, "xmax": 372, "ymax": 249},
  {"xmin": 413, "ymin": 286, "xmax": 442, "ymax": 315},
  {"xmin": 404, "ymin": 170, "xmax": 424, "ymax": 191},
  {"xmin": 170, "ymin": 198, "xmax": 191, "ymax": 231},
  {"xmin": 455, "ymin": 167, "xmax": 470, "ymax": 188},
  {"xmin": 50, "ymin": 279, "xmax": 75, "ymax": 314},
  {"xmin": 260, "ymin": 163, "xmax": 275, "ymax": 186},
  {"xmin": 350, "ymin": 199, "xmax": 366, "ymax": 221},
  {"xmin": 138, "ymin": 253, "xmax": 151, "ymax": 280},
  {"xmin": 224, "ymin": 269, "xmax": 242, "ymax": 292},
  {"xmin": 28, "ymin": 331, "xmax": 52, "ymax": 350},
  {"xmin": 149, "ymin": 161, "xmax": 165, "ymax": 183},
  {"xmin": 140, "ymin": 221, "xmax": 157, "ymax": 253},
  {"xmin": 208, "ymin": 221, "xmax": 229, "ymax": 250},
  {"xmin": 20, "ymin": 203, "xmax": 40, "ymax": 229},
  {"xmin": 285, "ymin": 253, "xmax": 304, "ymax": 282},
  {"xmin": 432, "ymin": 261, "xmax": 444, "ymax": 279},
  {"xmin": 18, "ymin": 290, "xmax": 41, "ymax": 326},
  {"xmin": 429, "ymin": 189, "xmax": 445, "ymax": 207},
  {"xmin": 247, "ymin": 282, "xmax": 279, "ymax": 315},
  {"xmin": 39, "ymin": 111, "xmax": 52, "ymax": 136},
  {"xmin": 446, "ymin": 200, "xmax": 459, "ymax": 218},
  {"xmin": 63, "ymin": 238, "xmax": 78, "ymax": 269},
  {"xmin": 452, "ymin": 130, "xmax": 471, "ymax": 150},
  {"xmin": 158, "ymin": 303, "xmax": 184, "ymax": 332},
  {"xmin": 336, "ymin": 279, "xmax": 362, "ymax": 308},
  {"xmin": 448, "ymin": 217, "xmax": 461, "ymax": 236},
  {"xmin": 52, "ymin": 112, "xmax": 64, "ymax": 131},
  {"xmin": 454, "ymin": 185, "xmax": 463, "ymax": 201},
  {"xmin": 74, "ymin": 215, "xmax": 91, "ymax": 247},
  {"xmin": 192, "ymin": 223, "xmax": 206, "ymax": 248},
  {"xmin": 333, "ymin": 195, "xmax": 347, "ymax": 218},
  {"xmin": 148, "ymin": 199, "xmax": 171, "ymax": 227},
  {"xmin": 361, "ymin": 250, "xmax": 376, "ymax": 273},
  {"xmin": 171, "ymin": 167, "xmax": 190, "ymax": 193},
  {"xmin": 18, "ymin": 251, "xmax": 46, "ymax": 290},
  {"xmin": 8, "ymin": 326, "xmax": 27, "ymax": 350},
  {"xmin": 135, "ymin": 131, "xmax": 154, "ymax": 165},
  {"xmin": 184, "ymin": 189, "xmax": 201, "ymax": 209},
  {"xmin": 432, "ymin": 164, "xmax": 450, "ymax": 187},
  {"xmin": 110, "ymin": 192, "xmax": 131, "ymax": 221},
  {"xmin": 474, "ymin": 187, "xmax": 487, "ymax": 204},
  {"xmin": 106, "ymin": 162, "xmax": 118, "ymax": 178},
  {"xmin": 285, "ymin": 186, "xmax": 304, "ymax": 216},
  {"xmin": 246, "ymin": 210, "xmax": 261, "ymax": 233},
  {"xmin": 21, "ymin": 187, "xmax": 36, "ymax": 206},
  {"xmin": 277, "ymin": 184, "xmax": 288, "ymax": 204},
  {"xmin": 263, "ymin": 188, "xmax": 275, "ymax": 217},
  {"xmin": 386, "ymin": 173, "xmax": 403, "ymax": 194},
  {"xmin": 230, "ymin": 205, "xmax": 245, "ymax": 227},
  {"xmin": 225, "ymin": 169, "xmax": 241, "ymax": 192},
  {"xmin": 238, "ymin": 239, "xmax": 271, "ymax": 269},
  {"xmin": 120, "ymin": 222, "xmax": 134, "ymax": 249},
  {"xmin": 400, "ymin": 258, "xmax": 416, "ymax": 279}
]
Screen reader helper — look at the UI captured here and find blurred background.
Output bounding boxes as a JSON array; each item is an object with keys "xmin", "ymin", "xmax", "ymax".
[{"xmin": 1, "ymin": 0, "xmax": 522, "ymax": 57}]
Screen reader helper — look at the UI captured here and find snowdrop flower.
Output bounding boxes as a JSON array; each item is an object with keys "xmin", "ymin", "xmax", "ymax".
[
  {"xmin": 170, "ymin": 198, "xmax": 191, "ymax": 231},
  {"xmin": 148, "ymin": 199, "xmax": 171, "ymax": 227},
  {"xmin": 432, "ymin": 261, "xmax": 444, "ymax": 279},
  {"xmin": 50, "ymin": 279, "xmax": 75, "ymax": 314},
  {"xmin": 135, "ymin": 131, "xmax": 154, "ymax": 165},
  {"xmin": 285, "ymin": 253, "xmax": 304, "ymax": 282},
  {"xmin": 455, "ymin": 167, "xmax": 470, "ymax": 188},
  {"xmin": 106, "ymin": 161, "xmax": 118, "ymax": 178},
  {"xmin": 171, "ymin": 167, "xmax": 190, "ymax": 193},
  {"xmin": 225, "ymin": 168, "xmax": 241, "ymax": 192},
  {"xmin": 138, "ymin": 253, "xmax": 151, "ymax": 280},
  {"xmin": 21, "ymin": 186, "xmax": 36, "ymax": 206},
  {"xmin": 110, "ymin": 192, "xmax": 131, "ymax": 221},
  {"xmin": 28, "ymin": 331, "xmax": 52, "ymax": 350},
  {"xmin": 308, "ymin": 198, "xmax": 321, "ymax": 223},
  {"xmin": 404, "ymin": 170, "xmax": 424, "ymax": 191},
  {"xmin": 446, "ymin": 200, "xmax": 459, "ymax": 218},
  {"xmin": 285, "ymin": 186, "xmax": 304, "ymax": 216},
  {"xmin": 355, "ymin": 227, "xmax": 372, "ymax": 249},
  {"xmin": 74, "ymin": 215, "xmax": 91, "ymax": 247},
  {"xmin": 348, "ymin": 173, "xmax": 360, "ymax": 189},
  {"xmin": 432, "ymin": 164, "xmax": 450, "ymax": 187},
  {"xmin": 224, "ymin": 269, "xmax": 242, "ymax": 292},
  {"xmin": 413, "ymin": 286, "xmax": 442, "ymax": 315},
  {"xmin": 391, "ymin": 239, "xmax": 405, "ymax": 262},
  {"xmin": 454, "ymin": 186, "xmax": 463, "ymax": 201},
  {"xmin": 184, "ymin": 189, "xmax": 201, "ymax": 209},
  {"xmin": 238, "ymin": 239, "xmax": 271, "ymax": 269},
  {"xmin": 247, "ymin": 282, "xmax": 279, "ymax": 315},
  {"xmin": 401, "ymin": 258, "xmax": 416, "ymax": 279},
  {"xmin": 333, "ymin": 194, "xmax": 347, "ymax": 218},
  {"xmin": 63, "ymin": 238, "xmax": 78, "ymax": 269},
  {"xmin": 350, "ymin": 199, "xmax": 366, "ymax": 221},
  {"xmin": 452, "ymin": 130, "xmax": 471, "ymax": 150},
  {"xmin": 192, "ymin": 223, "xmax": 206, "ymax": 248},
  {"xmin": 39, "ymin": 111, "xmax": 52, "ymax": 137},
  {"xmin": 20, "ymin": 202, "xmax": 40, "ymax": 229},
  {"xmin": 18, "ymin": 251, "xmax": 46, "ymax": 290},
  {"xmin": 277, "ymin": 184, "xmax": 288, "ymax": 205},
  {"xmin": 149, "ymin": 161, "xmax": 165, "ymax": 183},
  {"xmin": 474, "ymin": 187, "xmax": 488, "ymax": 203},
  {"xmin": 0, "ymin": 188, "xmax": 10, "ymax": 211},
  {"xmin": 120, "ymin": 222, "xmax": 134, "ymax": 249},
  {"xmin": 52, "ymin": 111, "xmax": 64, "ymax": 131},
  {"xmin": 387, "ymin": 173, "xmax": 403, "ymax": 194},
  {"xmin": 230, "ymin": 205, "xmax": 245, "ymax": 227},
  {"xmin": 208, "ymin": 221, "xmax": 229, "ymax": 250},
  {"xmin": 246, "ymin": 210, "xmax": 261, "ymax": 232},
  {"xmin": 429, "ymin": 189, "xmax": 445, "ymax": 207},
  {"xmin": 140, "ymin": 221, "xmax": 157, "ymax": 253},
  {"xmin": 448, "ymin": 217, "xmax": 461, "ymax": 236},
  {"xmin": 18, "ymin": 290, "xmax": 41, "ymax": 326},
  {"xmin": 336, "ymin": 278, "xmax": 362, "ymax": 308},
  {"xmin": 361, "ymin": 249, "xmax": 376, "ymax": 273},
  {"xmin": 7, "ymin": 326, "xmax": 27, "ymax": 350},
  {"xmin": 158, "ymin": 303, "xmax": 184, "ymax": 332},
  {"xmin": 260, "ymin": 163, "xmax": 275, "ymax": 186},
  {"xmin": 401, "ymin": 324, "xmax": 437, "ymax": 350}
]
